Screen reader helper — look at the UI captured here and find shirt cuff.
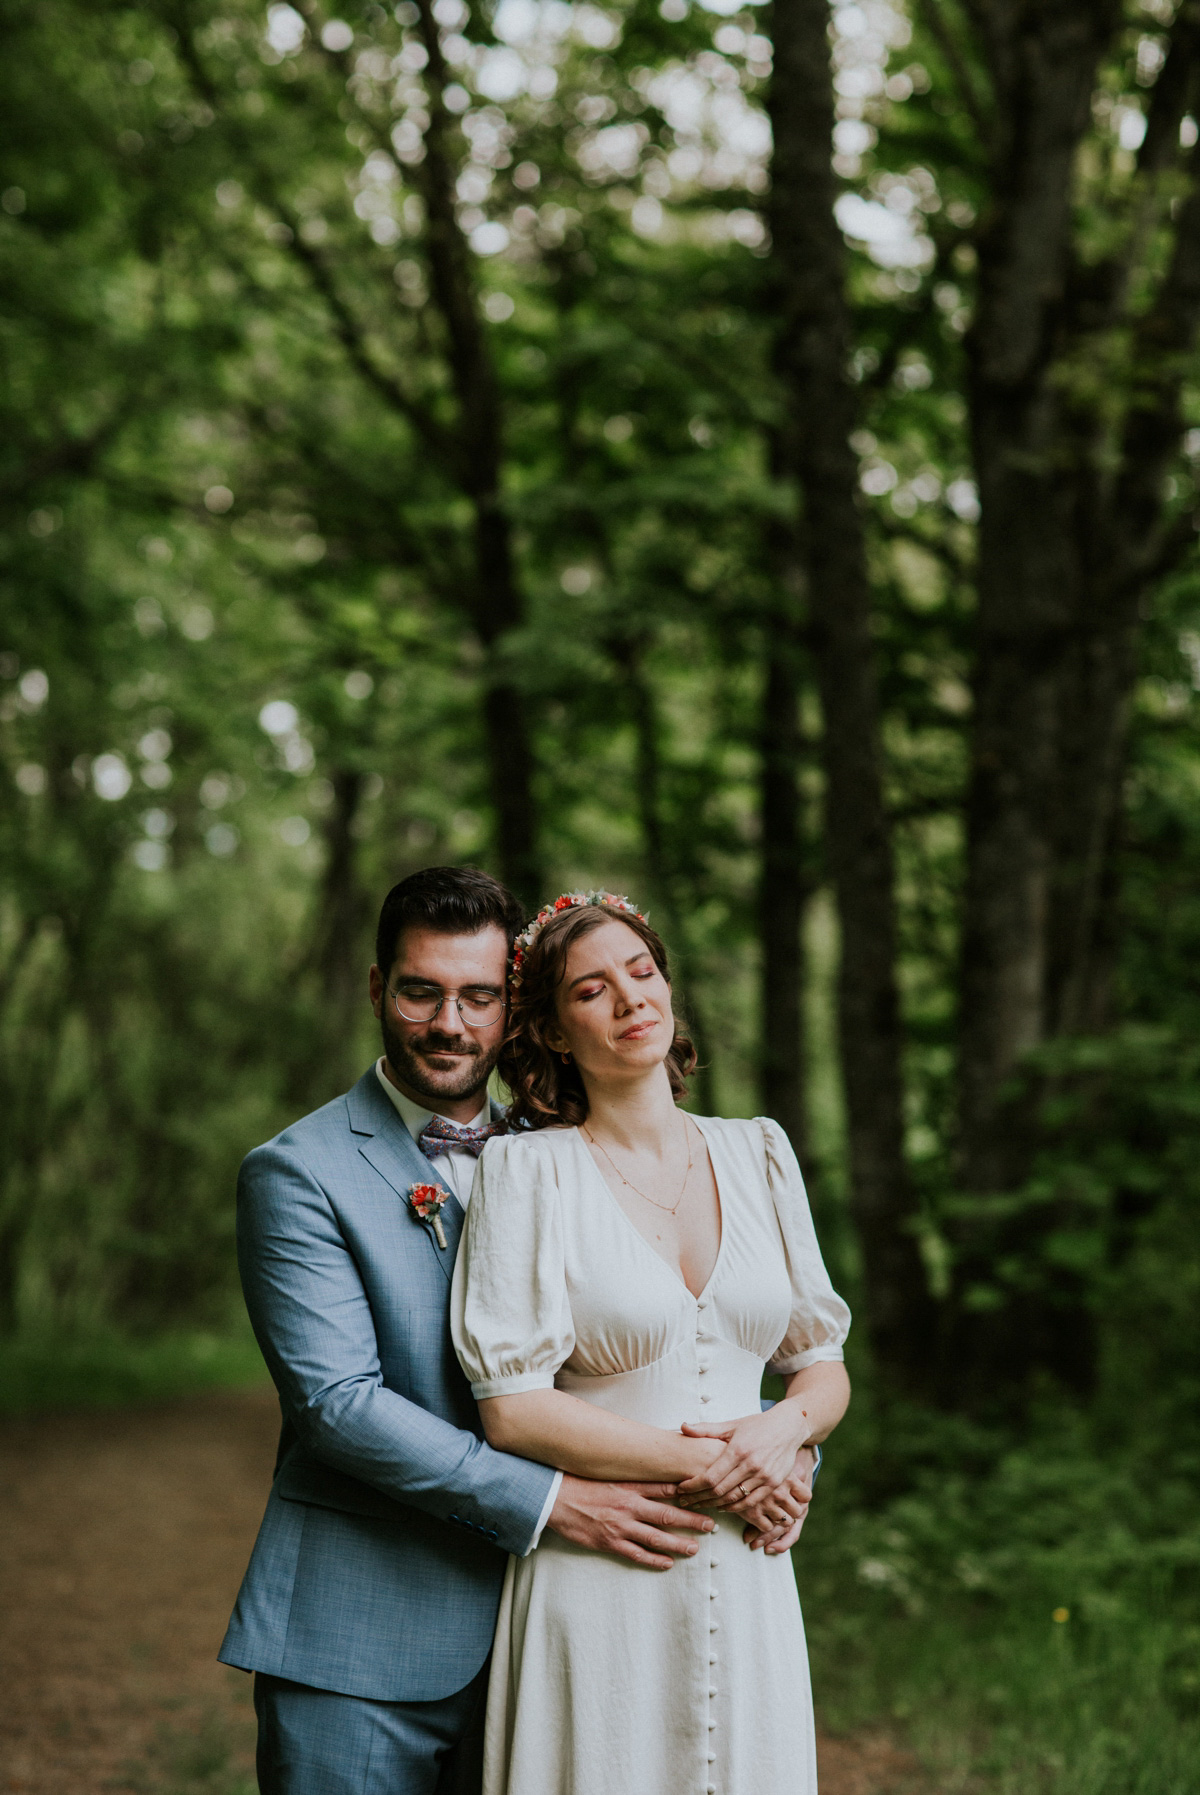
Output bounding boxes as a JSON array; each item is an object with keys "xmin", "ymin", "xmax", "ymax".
[
  {"xmin": 470, "ymin": 1370, "xmax": 557, "ymax": 1401},
  {"xmin": 523, "ymin": 1470, "xmax": 563, "ymax": 1555},
  {"xmin": 768, "ymin": 1343, "xmax": 846, "ymax": 1377}
]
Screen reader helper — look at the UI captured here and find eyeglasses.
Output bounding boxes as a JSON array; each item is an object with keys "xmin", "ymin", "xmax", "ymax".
[{"xmin": 385, "ymin": 982, "xmax": 505, "ymax": 1028}]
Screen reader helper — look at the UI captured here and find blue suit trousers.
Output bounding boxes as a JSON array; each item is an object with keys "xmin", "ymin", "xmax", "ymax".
[{"xmin": 253, "ymin": 1660, "xmax": 489, "ymax": 1795}]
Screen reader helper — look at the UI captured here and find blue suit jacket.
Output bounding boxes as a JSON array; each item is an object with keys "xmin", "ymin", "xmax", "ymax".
[{"xmin": 218, "ymin": 1068, "xmax": 557, "ymax": 1702}]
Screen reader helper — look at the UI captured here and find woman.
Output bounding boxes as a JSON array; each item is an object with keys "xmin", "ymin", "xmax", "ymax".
[{"xmin": 451, "ymin": 891, "xmax": 851, "ymax": 1795}]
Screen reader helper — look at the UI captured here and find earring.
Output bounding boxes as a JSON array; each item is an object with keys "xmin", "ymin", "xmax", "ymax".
[{"xmin": 561, "ymin": 1050, "xmax": 572, "ymax": 1064}]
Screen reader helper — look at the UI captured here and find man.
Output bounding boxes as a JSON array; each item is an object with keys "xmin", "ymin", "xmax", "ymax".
[{"xmin": 219, "ymin": 866, "xmax": 721, "ymax": 1795}]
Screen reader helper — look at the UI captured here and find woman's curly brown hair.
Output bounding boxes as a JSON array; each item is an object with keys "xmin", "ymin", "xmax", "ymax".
[{"xmin": 500, "ymin": 903, "xmax": 697, "ymax": 1130}]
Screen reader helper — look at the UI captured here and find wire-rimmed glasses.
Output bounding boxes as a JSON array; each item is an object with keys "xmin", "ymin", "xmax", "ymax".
[{"xmin": 385, "ymin": 982, "xmax": 504, "ymax": 1028}]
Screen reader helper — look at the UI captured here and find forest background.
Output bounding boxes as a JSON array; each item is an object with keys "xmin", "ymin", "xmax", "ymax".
[{"xmin": 2, "ymin": 0, "xmax": 1199, "ymax": 1788}]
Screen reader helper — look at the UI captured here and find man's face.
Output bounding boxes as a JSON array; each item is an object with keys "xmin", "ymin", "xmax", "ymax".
[{"xmin": 369, "ymin": 924, "xmax": 508, "ymax": 1109}]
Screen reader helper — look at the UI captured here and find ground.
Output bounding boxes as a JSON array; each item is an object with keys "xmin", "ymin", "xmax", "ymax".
[{"xmin": 0, "ymin": 1388, "xmax": 921, "ymax": 1794}]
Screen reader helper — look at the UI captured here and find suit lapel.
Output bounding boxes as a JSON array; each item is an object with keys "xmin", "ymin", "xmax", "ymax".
[{"xmin": 346, "ymin": 1070, "xmax": 464, "ymax": 1284}]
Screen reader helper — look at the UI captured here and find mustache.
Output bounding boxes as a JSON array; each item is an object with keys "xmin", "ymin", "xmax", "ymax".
[{"xmin": 413, "ymin": 1030, "xmax": 484, "ymax": 1056}]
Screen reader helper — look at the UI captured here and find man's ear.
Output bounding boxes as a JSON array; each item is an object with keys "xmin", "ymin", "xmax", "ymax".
[{"xmin": 368, "ymin": 963, "xmax": 385, "ymax": 1019}]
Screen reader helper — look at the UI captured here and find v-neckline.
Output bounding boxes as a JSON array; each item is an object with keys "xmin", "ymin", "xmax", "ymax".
[{"xmin": 574, "ymin": 1116, "xmax": 727, "ymax": 1304}]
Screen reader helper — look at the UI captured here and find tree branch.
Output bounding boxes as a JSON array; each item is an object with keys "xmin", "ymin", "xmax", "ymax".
[
  {"xmin": 915, "ymin": 0, "xmax": 994, "ymax": 153},
  {"xmin": 167, "ymin": 4, "xmax": 454, "ymax": 468}
]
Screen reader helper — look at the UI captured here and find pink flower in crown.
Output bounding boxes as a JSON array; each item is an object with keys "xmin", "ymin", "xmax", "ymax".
[{"xmin": 408, "ymin": 1181, "xmax": 449, "ymax": 1249}]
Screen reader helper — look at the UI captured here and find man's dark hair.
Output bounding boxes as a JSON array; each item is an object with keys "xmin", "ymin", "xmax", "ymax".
[{"xmin": 374, "ymin": 866, "xmax": 526, "ymax": 974}]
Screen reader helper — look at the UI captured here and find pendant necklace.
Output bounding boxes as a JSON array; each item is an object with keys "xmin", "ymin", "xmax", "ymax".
[{"xmin": 584, "ymin": 1115, "xmax": 694, "ymax": 1218}]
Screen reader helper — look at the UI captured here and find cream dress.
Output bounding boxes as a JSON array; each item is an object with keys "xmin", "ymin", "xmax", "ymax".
[{"xmin": 450, "ymin": 1116, "xmax": 851, "ymax": 1795}]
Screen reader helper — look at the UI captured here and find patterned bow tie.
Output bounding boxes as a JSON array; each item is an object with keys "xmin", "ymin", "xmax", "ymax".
[{"xmin": 416, "ymin": 1115, "xmax": 507, "ymax": 1160}]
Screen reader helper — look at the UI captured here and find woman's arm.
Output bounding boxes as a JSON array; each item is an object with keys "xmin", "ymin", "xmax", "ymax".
[
  {"xmin": 675, "ymin": 1360, "xmax": 851, "ymax": 1506},
  {"xmin": 479, "ymin": 1388, "xmax": 724, "ymax": 1483}
]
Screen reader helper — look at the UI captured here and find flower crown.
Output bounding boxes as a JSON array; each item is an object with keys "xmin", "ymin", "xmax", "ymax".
[{"xmin": 509, "ymin": 890, "xmax": 647, "ymax": 989}]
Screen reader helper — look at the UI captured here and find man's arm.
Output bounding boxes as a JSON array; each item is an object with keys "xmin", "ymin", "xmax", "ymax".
[
  {"xmin": 238, "ymin": 1143, "xmax": 554, "ymax": 1555},
  {"xmin": 240, "ymin": 1144, "xmax": 714, "ymax": 1567}
]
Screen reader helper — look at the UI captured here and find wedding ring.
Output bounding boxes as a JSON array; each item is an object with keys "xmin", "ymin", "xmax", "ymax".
[{"xmin": 738, "ymin": 1482, "xmax": 749, "ymax": 1499}]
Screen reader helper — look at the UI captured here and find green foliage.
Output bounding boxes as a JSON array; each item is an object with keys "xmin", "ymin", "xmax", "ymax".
[
  {"xmin": 1, "ymin": 1, "xmax": 1199, "ymax": 1778},
  {"xmin": 0, "ymin": 1322, "xmax": 266, "ymax": 1415},
  {"xmin": 801, "ymin": 1400, "xmax": 1200, "ymax": 1793}
]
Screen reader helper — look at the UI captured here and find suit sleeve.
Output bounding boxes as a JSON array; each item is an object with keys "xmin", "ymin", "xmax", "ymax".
[{"xmin": 236, "ymin": 1140, "xmax": 558, "ymax": 1558}]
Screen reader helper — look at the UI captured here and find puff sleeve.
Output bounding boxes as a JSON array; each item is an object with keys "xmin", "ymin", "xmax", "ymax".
[
  {"xmin": 451, "ymin": 1134, "xmax": 576, "ymax": 1402},
  {"xmin": 758, "ymin": 1117, "xmax": 852, "ymax": 1375}
]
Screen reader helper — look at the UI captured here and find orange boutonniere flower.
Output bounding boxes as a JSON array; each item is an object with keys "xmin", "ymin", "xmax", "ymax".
[{"xmin": 408, "ymin": 1181, "xmax": 449, "ymax": 1249}]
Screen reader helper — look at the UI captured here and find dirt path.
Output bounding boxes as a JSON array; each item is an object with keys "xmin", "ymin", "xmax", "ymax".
[{"xmin": 0, "ymin": 1389, "xmax": 919, "ymax": 1794}]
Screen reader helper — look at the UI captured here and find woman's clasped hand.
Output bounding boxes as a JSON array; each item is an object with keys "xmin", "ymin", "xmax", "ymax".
[{"xmin": 676, "ymin": 1403, "xmax": 824, "ymax": 1551}]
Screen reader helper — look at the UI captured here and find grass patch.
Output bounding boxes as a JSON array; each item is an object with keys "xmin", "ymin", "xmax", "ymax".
[
  {"xmin": 799, "ymin": 1407, "xmax": 1200, "ymax": 1792},
  {"xmin": 0, "ymin": 1323, "xmax": 268, "ymax": 1416},
  {"xmin": 124, "ymin": 1692, "xmax": 257, "ymax": 1795}
]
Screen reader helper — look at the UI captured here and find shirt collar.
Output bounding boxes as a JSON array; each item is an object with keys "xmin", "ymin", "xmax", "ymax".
[{"xmin": 374, "ymin": 1058, "xmax": 490, "ymax": 1141}]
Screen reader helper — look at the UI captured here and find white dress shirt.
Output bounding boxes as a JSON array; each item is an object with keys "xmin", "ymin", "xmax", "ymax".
[{"xmin": 373, "ymin": 1058, "xmax": 562, "ymax": 1549}]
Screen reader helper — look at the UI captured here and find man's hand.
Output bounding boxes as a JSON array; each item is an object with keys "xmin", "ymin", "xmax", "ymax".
[{"xmin": 545, "ymin": 1476, "xmax": 716, "ymax": 1570}]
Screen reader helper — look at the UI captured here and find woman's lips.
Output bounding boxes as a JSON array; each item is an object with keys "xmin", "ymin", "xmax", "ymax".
[{"xmin": 618, "ymin": 1019, "xmax": 657, "ymax": 1040}]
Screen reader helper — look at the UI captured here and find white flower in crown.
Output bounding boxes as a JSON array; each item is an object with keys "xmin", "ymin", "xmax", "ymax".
[{"xmin": 509, "ymin": 889, "xmax": 647, "ymax": 989}]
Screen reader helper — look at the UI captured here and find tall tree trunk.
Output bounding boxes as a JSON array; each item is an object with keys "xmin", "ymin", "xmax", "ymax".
[
  {"xmin": 415, "ymin": 0, "xmax": 542, "ymax": 905},
  {"xmin": 758, "ymin": 578, "xmax": 811, "ymax": 1164},
  {"xmin": 313, "ymin": 767, "xmax": 370, "ymax": 1083},
  {"xmin": 947, "ymin": 0, "xmax": 1200, "ymax": 1402},
  {"xmin": 958, "ymin": 2, "xmax": 1119, "ymax": 1199},
  {"xmin": 283, "ymin": 768, "xmax": 371, "ymax": 1107},
  {"xmin": 768, "ymin": 0, "xmax": 933, "ymax": 1391},
  {"xmin": 610, "ymin": 636, "xmax": 719, "ymax": 1117}
]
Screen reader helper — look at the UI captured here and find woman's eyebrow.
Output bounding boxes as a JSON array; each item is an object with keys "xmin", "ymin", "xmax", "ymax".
[{"xmin": 568, "ymin": 952, "xmax": 651, "ymax": 990}]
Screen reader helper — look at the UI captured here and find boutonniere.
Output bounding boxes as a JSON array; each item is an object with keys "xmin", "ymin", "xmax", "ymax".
[{"xmin": 408, "ymin": 1181, "xmax": 449, "ymax": 1249}]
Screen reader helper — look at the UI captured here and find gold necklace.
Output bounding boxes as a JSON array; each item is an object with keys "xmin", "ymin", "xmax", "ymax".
[{"xmin": 584, "ymin": 1116, "xmax": 694, "ymax": 1216}]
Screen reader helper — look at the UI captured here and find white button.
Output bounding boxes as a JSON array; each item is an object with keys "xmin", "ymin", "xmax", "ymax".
[
  {"xmin": 709, "ymin": 1654, "xmax": 718, "ymax": 1665},
  {"xmin": 709, "ymin": 1589, "xmax": 718, "ymax": 1599},
  {"xmin": 708, "ymin": 1719, "xmax": 717, "ymax": 1730},
  {"xmin": 700, "ymin": 1393, "xmax": 711, "ymax": 1403},
  {"xmin": 709, "ymin": 1623, "xmax": 718, "ymax": 1633},
  {"xmin": 709, "ymin": 1686, "xmax": 718, "ymax": 1697},
  {"xmin": 708, "ymin": 1753, "xmax": 716, "ymax": 1763}
]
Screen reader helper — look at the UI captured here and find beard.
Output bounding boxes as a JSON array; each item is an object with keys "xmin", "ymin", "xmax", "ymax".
[{"xmin": 379, "ymin": 1005, "xmax": 501, "ymax": 1108}]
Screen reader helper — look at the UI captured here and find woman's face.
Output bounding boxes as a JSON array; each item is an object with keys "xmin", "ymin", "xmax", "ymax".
[{"xmin": 550, "ymin": 918, "xmax": 675, "ymax": 1083}]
